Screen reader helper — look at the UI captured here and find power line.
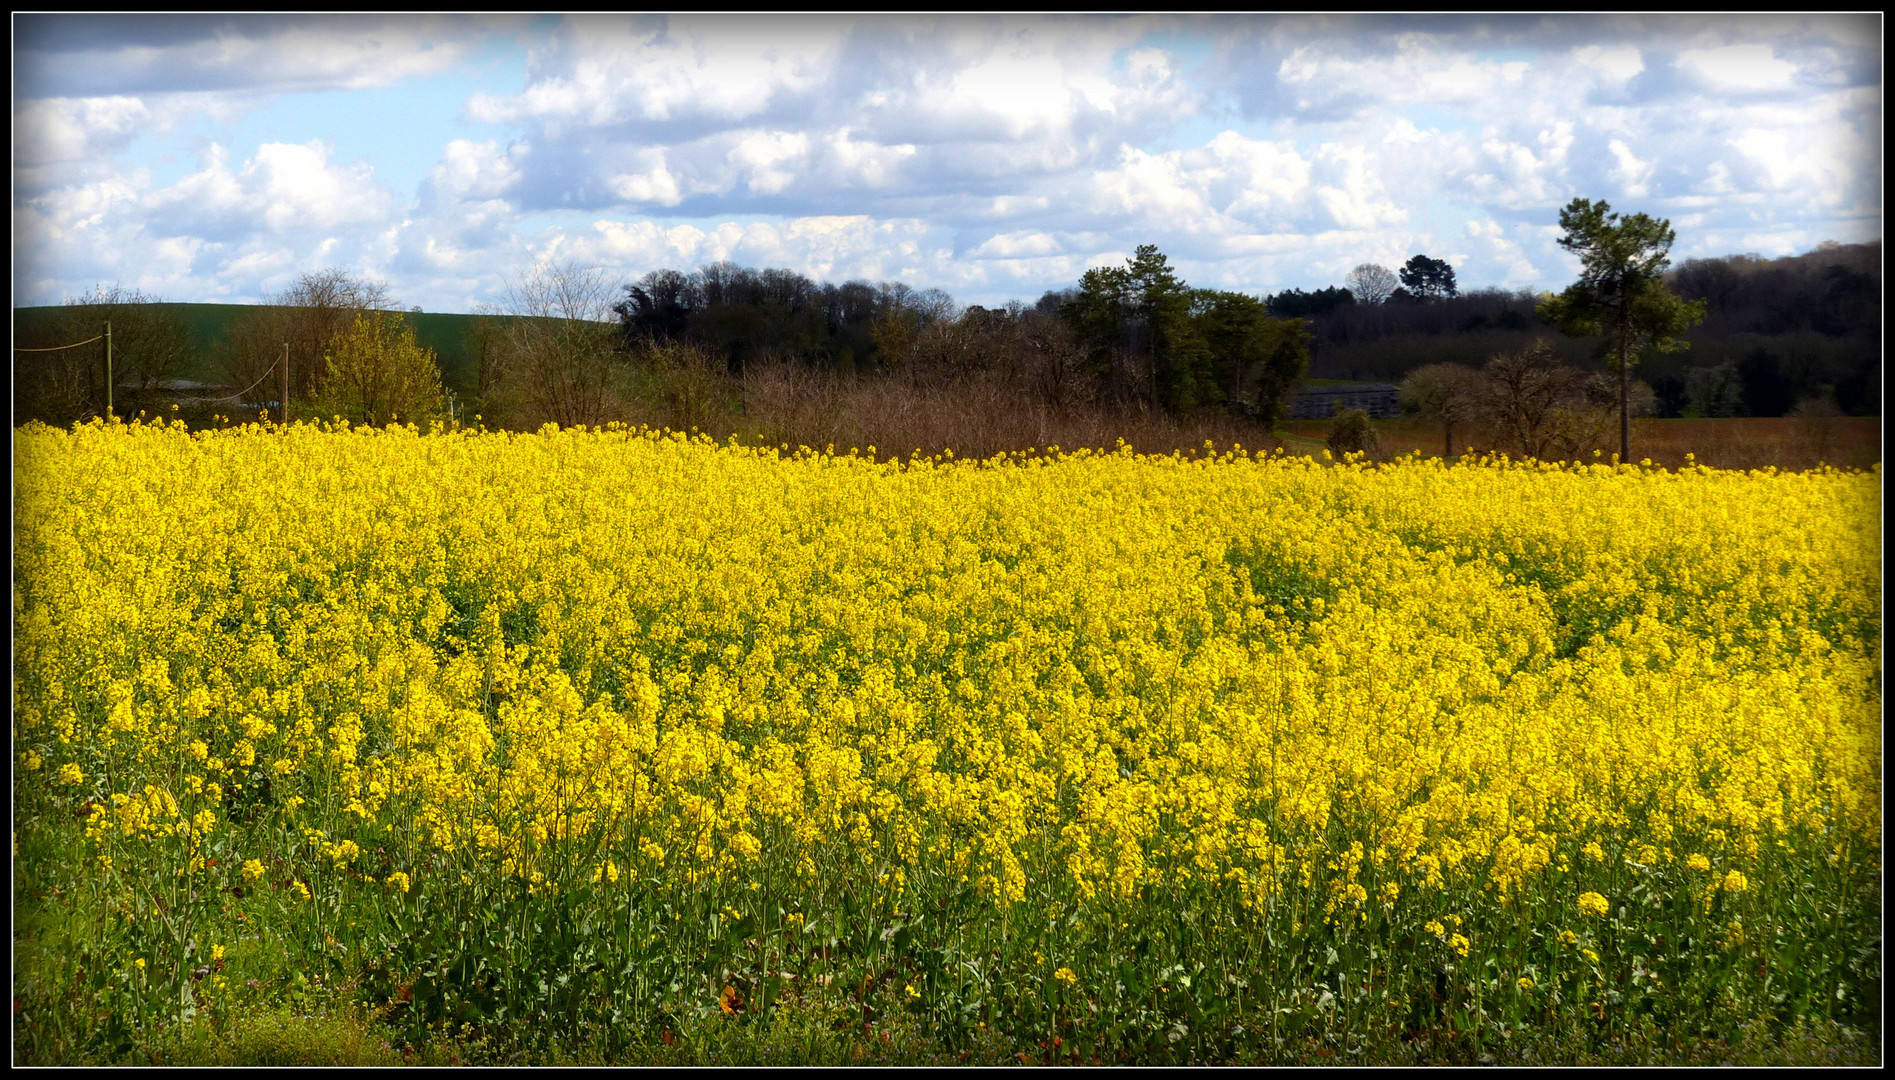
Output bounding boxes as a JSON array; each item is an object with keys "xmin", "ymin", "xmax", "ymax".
[
  {"xmin": 13, "ymin": 335, "xmax": 104, "ymax": 351},
  {"xmin": 168, "ymin": 358, "xmax": 281, "ymax": 404}
]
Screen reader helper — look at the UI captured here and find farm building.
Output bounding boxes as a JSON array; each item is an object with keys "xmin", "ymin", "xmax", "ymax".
[{"xmin": 1287, "ymin": 383, "xmax": 1402, "ymax": 419}]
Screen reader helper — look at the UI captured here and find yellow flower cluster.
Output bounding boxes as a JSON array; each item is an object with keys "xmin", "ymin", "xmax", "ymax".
[{"xmin": 12, "ymin": 420, "xmax": 1881, "ymax": 924}]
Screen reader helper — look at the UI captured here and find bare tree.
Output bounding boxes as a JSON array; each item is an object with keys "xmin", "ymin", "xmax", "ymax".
[
  {"xmin": 217, "ymin": 306, "xmax": 298, "ymax": 408},
  {"xmin": 1013, "ymin": 309, "xmax": 1093, "ymax": 409},
  {"xmin": 1400, "ymin": 362, "xmax": 1482, "ymax": 458},
  {"xmin": 17, "ymin": 285, "xmax": 193, "ymax": 423},
  {"xmin": 464, "ymin": 308, "xmax": 511, "ymax": 419},
  {"xmin": 1476, "ymin": 339, "xmax": 1593, "ymax": 460},
  {"xmin": 15, "ymin": 327, "xmax": 101, "ymax": 425},
  {"xmin": 1345, "ymin": 263, "xmax": 1399, "ymax": 305},
  {"xmin": 216, "ymin": 268, "xmax": 395, "ymax": 410},
  {"xmin": 870, "ymin": 285, "xmax": 961, "ymax": 388},
  {"xmin": 15, "ymin": 284, "xmax": 196, "ymax": 422},
  {"xmin": 1544, "ymin": 373, "xmax": 1656, "ymax": 461},
  {"xmin": 485, "ymin": 263, "xmax": 629, "ymax": 429},
  {"xmin": 72, "ymin": 286, "xmax": 193, "ymax": 402}
]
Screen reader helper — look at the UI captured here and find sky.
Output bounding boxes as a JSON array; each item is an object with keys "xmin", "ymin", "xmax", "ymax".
[{"xmin": 12, "ymin": 13, "xmax": 1883, "ymax": 314}]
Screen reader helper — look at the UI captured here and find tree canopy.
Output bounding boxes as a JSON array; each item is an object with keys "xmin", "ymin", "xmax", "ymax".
[
  {"xmin": 1061, "ymin": 245, "xmax": 1307, "ymax": 420},
  {"xmin": 1263, "ymin": 286, "xmax": 1355, "ymax": 320},
  {"xmin": 1344, "ymin": 263, "xmax": 1398, "ymax": 305},
  {"xmin": 1399, "ymin": 255, "xmax": 1458, "ymax": 300}
]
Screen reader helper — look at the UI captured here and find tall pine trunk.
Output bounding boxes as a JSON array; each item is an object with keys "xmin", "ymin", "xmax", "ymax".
[{"xmin": 1618, "ymin": 294, "xmax": 1631, "ymax": 461}]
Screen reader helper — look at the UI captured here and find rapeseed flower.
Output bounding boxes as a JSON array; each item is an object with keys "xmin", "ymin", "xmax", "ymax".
[{"xmin": 10, "ymin": 419, "xmax": 1879, "ymax": 1046}]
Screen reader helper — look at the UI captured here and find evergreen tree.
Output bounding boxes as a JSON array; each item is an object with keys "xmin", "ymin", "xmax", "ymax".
[
  {"xmin": 1064, "ymin": 244, "xmax": 1207, "ymax": 411},
  {"xmin": 1399, "ymin": 255, "xmax": 1458, "ymax": 300},
  {"xmin": 1538, "ymin": 197, "xmax": 1706, "ymax": 459}
]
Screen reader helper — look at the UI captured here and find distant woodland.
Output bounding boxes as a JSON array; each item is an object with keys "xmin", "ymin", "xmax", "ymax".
[
  {"xmin": 1286, "ymin": 241, "xmax": 1879, "ymax": 419},
  {"xmin": 12, "ymin": 240, "xmax": 1880, "ymax": 439}
]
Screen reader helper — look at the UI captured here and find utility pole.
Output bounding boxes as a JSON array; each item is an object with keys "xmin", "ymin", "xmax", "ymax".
[
  {"xmin": 281, "ymin": 342, "xmax": 290, "ymax": 426},
  {"xmin": 104, "ymin": 318, "xmax": 117, "ymax": 418}
]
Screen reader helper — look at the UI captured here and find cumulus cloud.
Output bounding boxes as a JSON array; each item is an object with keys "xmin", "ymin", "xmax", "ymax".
[
  {"xmin": 12, "ymin": 14, "xmax": 1882, "ymax": 310},
  {"xmin": 1606, "ymin": 138, "xmax": 1653, "ymax": 198},
  {"xmin": 567, "ymin": 214, "xmax": 956, "ymax": 287},
  {"xmin": 142, "ymin": 141, "xmax": 394, "ymax": 239},
  {"xmin": 608, "ymin": 152, "xmax": 685, "ymax": 208},
  {"xmin": 1274, "ymin": 36, "xmax": 1535, "ymax": 117},
  {"xmin": 424, "ymin": 139, "xmax": 526, "ymax": 204},
  {"xmin": 16, "ymin": 139, "xmax": 405, "ymax": 307},
  {"xmin": 490, "ymin": 15, "xmax": 1203, "ymax": 217},
  {"xmin": 467, "ymin": 15, "xmax": 838, "ymax": 131}
]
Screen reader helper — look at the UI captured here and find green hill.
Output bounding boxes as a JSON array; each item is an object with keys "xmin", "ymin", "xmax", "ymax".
[{"xmin": 13, "ymin": 303, "xmax": 495, "ymax": 397}]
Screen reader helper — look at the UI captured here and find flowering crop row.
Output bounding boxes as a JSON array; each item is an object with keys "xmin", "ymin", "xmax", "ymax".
[{"xmin": 13, "ymin": 418, "xmax": 1881, "ymax": 1062}]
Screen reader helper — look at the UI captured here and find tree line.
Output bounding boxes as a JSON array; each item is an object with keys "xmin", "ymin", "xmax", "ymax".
[
  {"xmin": 1273, "ymin": 243, "xmax": 1878, "ymax": 419},
  {"xmin": 621, "ymin": 246, "xmax": 1315, "ymax": 421},
  {"xmin": 14, "ymin": 222, "xmax": 1877, "ymax": 440}
]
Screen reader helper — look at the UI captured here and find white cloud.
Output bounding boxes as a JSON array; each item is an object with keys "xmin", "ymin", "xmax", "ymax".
[
  {"xmin": 427, "ymin": 139, "xmax": 525, "ymax": 203},
  {"xmin": 1606, "ymin": 138, "xmax": 1652, "ymax": 198},
  {"xmin": 820, "ymin": 129, "xmax": 917, "ymax": 189},
  {"xmin": 12, "ymin": 96, "xmax": 153, "ymax": 190},
  {"xmin": 1311, "ymin": 143, "xmax": 1404, "ymax": 231},
  {"xmin": 491, "ymin": 16, "xmax": 1203, "ymax": 217},
  {"xmin": 257, "ymin": 143, "xmax": 390, "ymax": 231},
  {"xmin": 197, "ymin": 21, "xmax": 479, "ymax": 91},
  {"xmin": 1071, "ymin": 131, "xmax": 1405, "ymax": 243},
  {"xmin": 11, "ymin": 15, "xmax": 1882, "ymax": 311},
  {"xmin": 728, "ymin": 130, "xmax": 811, "ymax": 195},
  {"xmin": 1275, "ymin": 37, "xmax": 1552, "ymax": 114},
  {"xmin": 1185, "ymin": 132, "xmax": 1313, "ymax": 222},
  {"xmin": 13, "ymin": 96, "xmax": 149, "ymax": 167},
  {"xmin": 1677, "ymin": 45, "xmax": 1798, "ymax": 92},
  {"xmin": 1089, "ymin": 146, "xmax": 1215, "ymax": 226},
  {"xmin": 1728, "ymin": 120, "xmax": 1864, "ymax": 205},
  {"xmin": 1462, "ymin": 120, "xmax": 1575, "ymax": 211},
  {"xmin": 144, "ymin": 141, "xmax": 392, "ymax": 235},
  {"xmin": 17, "ymin": 16, "xmax": 493, "ymax": 97},
  {"xmin": 1572, "ymin": 44, "xmax": 1644, "ymax": 84},
  {"xmin": 468, "ymin": 16, "xmax": 837, "ymax": 130},
  {"xmin": 565, "ymin": 213, "xmax": 954, "ymax": 286},
  {"xmin": 968, "ymin": 230, "xmax": 1064, "ymax": 259}
]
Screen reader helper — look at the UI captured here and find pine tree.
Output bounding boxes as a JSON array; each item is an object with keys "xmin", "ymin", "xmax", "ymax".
[{"xmin": 1538, "ymin": 198, "xmax": 1706, "ymax": 460}]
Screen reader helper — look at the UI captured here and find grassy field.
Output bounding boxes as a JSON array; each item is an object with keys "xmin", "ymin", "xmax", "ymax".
[
  {"xmin": 13, "ymin": 418, "xmax": 1881, "ymax": 1065},
  {"xmin": 13, "ymin": 304, "xmax": 488, "ymax": 398}
]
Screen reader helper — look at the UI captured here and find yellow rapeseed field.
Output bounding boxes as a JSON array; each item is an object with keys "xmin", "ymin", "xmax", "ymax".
[{"xmin": 12, "ymin": 418, "xmax": 1882, "ymax": 1062}]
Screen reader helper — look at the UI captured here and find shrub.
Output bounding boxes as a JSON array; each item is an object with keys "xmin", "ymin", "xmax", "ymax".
[
  {"xmin": 1326, "ymin": 406, "xmax": 1380, "ymax": 455},
  {"xmin": 308, "ymin": 312, "xmax": 446, "ymax": 427}
]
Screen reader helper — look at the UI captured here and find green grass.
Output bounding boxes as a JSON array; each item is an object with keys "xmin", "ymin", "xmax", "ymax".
[{"xmin": 19, "ymin": 982, "xmax": 1879, "ymax": 1066}]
